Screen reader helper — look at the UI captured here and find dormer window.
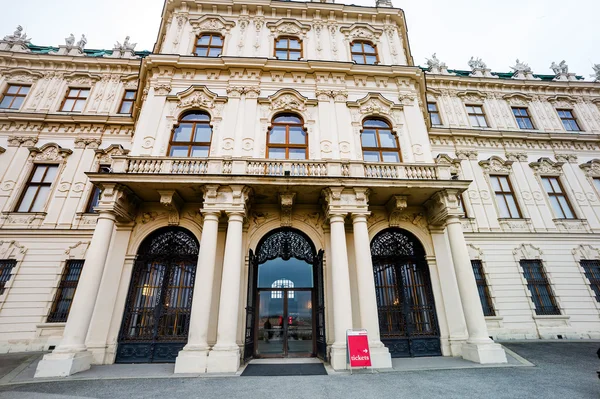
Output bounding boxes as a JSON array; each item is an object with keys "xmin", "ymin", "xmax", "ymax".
[
  {"xmin": 274, "ymin": 37, "xmax": 302, "ymax": 61},
  {"xmin": 168, "ymin": 112, "xmax": 213, "ymax": 157},
  {"xmin": 351, "ymin": 41, "xmax": 378, "ymax": 65},
  {"xmin": 194, "ymin": 34, "xmax": 223, "ymax": 57},
  {"xmin": 361, "ymin": 118, "xmax": 400, "ymax": 162}
]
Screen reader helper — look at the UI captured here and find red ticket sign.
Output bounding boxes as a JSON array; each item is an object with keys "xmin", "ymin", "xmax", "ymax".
[{"xmin": 347, "ymin": 330, "xmax": 372, "ymax": 368}]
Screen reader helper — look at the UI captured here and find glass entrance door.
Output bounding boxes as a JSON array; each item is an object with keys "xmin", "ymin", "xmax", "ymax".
[{"xmin": 256, "ymin": 288, "xmax": 313, "ymax": 357}]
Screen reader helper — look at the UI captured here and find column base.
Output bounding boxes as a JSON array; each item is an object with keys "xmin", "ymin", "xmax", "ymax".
[
  {"xmin": 461, "ymin": 341, "xmax": 507, "ymax": 364},
  {"xmin": 206, "ymin": 347, "xmax": 240, "ymax": 373},
  {"xmin": 174, "ymin": 349, "xmax": 209, "ymax": 374},
  {"xmin": 368, "ymin": 344, "xmax": 392, "ymax": 369},
  {"xmin": 34, "ymin": 350, "xmax": 93, "ymax": 378},
  {"xmin": 329, "ymin": 345, "xmax": 347, "ymax": 370}
]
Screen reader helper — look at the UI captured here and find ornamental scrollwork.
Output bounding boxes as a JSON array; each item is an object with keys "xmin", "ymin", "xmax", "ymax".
[
  {"xmin": 370, "ymin": 229, "xmax": 425, "ymax": 259},
  {"xmin": 256, "ymin": 229, "xmax": 315, "ymax": 265}
]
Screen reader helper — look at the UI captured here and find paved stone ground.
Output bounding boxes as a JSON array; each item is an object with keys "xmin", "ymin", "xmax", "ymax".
[{"xmin": 0, "ymin": 342, "xmax": 598, "ymax": 399}]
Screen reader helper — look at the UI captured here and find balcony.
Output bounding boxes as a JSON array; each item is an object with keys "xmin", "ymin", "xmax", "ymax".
[{"xmin": 110, "ymin": 156, "xmax": 452, "ymax": 180}]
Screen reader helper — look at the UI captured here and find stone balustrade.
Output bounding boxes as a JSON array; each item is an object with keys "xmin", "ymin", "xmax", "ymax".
[{"xmin": 110, "ymin": 156, "xmax": 452, "ymax": 180}]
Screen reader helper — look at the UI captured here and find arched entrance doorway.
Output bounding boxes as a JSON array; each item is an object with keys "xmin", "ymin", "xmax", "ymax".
[
  {"xmin": 115, "ymin": 227, "xmax": 199, "ymax": 363},
  {"xmin": 371, "ymin": 228, "xmax": 441, "ymax": 358},
  {"xmin": 244, "ymin": 228, "xmax": 326, "ymax": 360}
]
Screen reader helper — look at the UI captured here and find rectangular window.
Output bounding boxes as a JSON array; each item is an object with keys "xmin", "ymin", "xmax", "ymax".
[
  {"xmin": 0, "ymin": 260, "xmax": 17, "ymax": 295},
  {"xmin": 428, "ymin": 102, "xmax": 442, "ymax": 126},
  {"xmin": 60, "ymin": 88, "xmax": 90, "ymax": 112},
  {"xmin": 580, "ymin": 260, "xmax": 600, "ymax": 302},
  {"xmin": 512, "ymin": 107, "xmax": 535, "ymax": 129},
  {"xmin": 118, "ymin": 90, "xmax": 136, "ymax": 114},
  {"xmin": 593, "ymin": 178, "xmax": 600, "ymax": 194},
  {"xmin": 471, "ymin": 260, "xmax": 495, "ymax": 316},
  {"xmin": 490, "ymin": 175, "xmax": 521, "ymax": 218},
  {"xmin": 0, "ymin": 84, "xmax": 30, "ymax": 110},
  {"xmin": 557, "ymin": 109, "xmax": 581, "ymax": 132},
  {"xmin": 541, "ymin": 176, "xmax": 575, "ymax": 219},
  {"xmin": 520, "ymin": 260, "xmax": 560, "ymax": 315},
  {"xmin": 466, "ymin": 105, "xmax": 488, "ymax": 128},
  {"xmin": 47, "ymin": 260, "xmax": 85, "ymax": 322},
  {"xmin": 457, "ymin": 194, "xmax": 468, "ymax": 217},
  {"xmin": 85, "ymin": 166, "xmax": 111, "ymax": 213},
  {"xmin": 16, "ymin": 164, "xmax": 59, "ymax": 212}
]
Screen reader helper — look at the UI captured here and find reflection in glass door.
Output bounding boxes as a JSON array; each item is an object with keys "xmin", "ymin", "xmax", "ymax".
[{"xmin": 257, "ymin": 291, "xmax": 284, "ymax": 356}]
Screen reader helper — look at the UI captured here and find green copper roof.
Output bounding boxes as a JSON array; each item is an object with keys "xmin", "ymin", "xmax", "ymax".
[{"xmin": 26, "ymin": 44, "xmax": 151, "ymax": 58}]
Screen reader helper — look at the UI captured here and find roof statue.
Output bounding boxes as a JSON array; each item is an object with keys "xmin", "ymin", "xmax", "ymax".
[
  {"xmin": 108, "ymin": 35, "xmax": 139, "ymax": 59},
  {"xmin": 3, "ymin": 25, "xmax": 30, "ymax": 43},
  {"xmin": 468, "ymin": 56, "xmax": 487, "ymax": 70},
  {"xmin": 510, "ymin": 59, "xmax": 539, "ymax": 80},
  {"xmin": 592, "ymin": 64, "xmax": 600, "ymax": 82},
  {"xmin": 115, "ymin": 36, "xmax": 137, "ymax": 51},
  {"xmin": 425, "ymin": 53, "xmax": 453, "ymax": 75},
  {"xmin": 65, "ymin": 33, "xmax": 76, "ymax": 47},
  {"xmin": 76, "ymin": 34, "xmax": 87, "ymax": 50},
  {"xmin": 550, "ymin": 60, "xmax": 568, "ymax": 75}
]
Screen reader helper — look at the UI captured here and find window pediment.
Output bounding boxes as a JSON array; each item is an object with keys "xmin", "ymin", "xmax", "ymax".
[
  {"xmin": 340, "ymin": 23, "xmax": 383, "ymax": 43},
  {"xmin": 580, "ymin": 159, "xmax": 600, "ymax": 177},
  {"xmin": 169, "ymin": 85, "xmax": 227, "ymax": 115},
  {"xmin": 547, "ymin": 95, "xmax": 577, "ymax": 108},
  {"xmin": 347, "ymin": 93, "xmax": 402, "ymax": 120},
  {"xmin": 572, "ymin": 244, "xmax": 600, "ymax": 261},
  {"xmin": 503, "ymin": 93, "xmax": 533, "ymax": 106},
  {"xmin": 267, "ymin": 19, "xmax": 310, "ymax": 37},
  {"xmin": 189, "ymin": 15, "xmax": 235, "ymax": 35},
  {"xmin": 529, "ymin": 157, "xmax": 564, "ymax": 175},
  {"xmin": 457, "ymin": 90, "xmax": 487, "ymax": 103},
  {"xmin": 1, "ymin": 68, "xmax": 44, "ymax": 83},
  {"xmin": 95, "ymin": 144, "xmax": 130, "ymax": 166},
  {"xmin": 259, "ymin": 89, "xmax": 316, "ymax": 113},
  {"xmin": 513, "ymin": 243, "xmax": 542, "ymax": 260},
  {"xmin": 28, "ymin": 143, "xmax": 72, "ymax": 162},
  {"xmin": 479, "ymin": 156, "xmax": 513, "ymax": 173},
  {"xmin": 64, "ymin": 72, "xmax": 101, "ymax": 86}
]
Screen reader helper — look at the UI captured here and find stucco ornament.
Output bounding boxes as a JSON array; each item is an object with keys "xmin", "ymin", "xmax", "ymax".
[
  {"xmin": 0, "ymin": 25, "xmax": 32, "ymax": 52},
  {"xmin": 425, "ymin": 53, "xmax": 452, "ymax": 75},
  {"xmin": 591, "ymin": 64, "xmax": 600, "ymax": 82},
  {"xmin": 29, "ymin": 143, "xmax": 72, "ymax": 162},
  {"xmin": 347, "ymin": 93, "xmax": 402, "ymax": 122},
  {"xmin": 4, "ymin": 25, "xmax": 29, "ymax": 42},
  {"xmin": 580, "ymin": 159, "xmax": 600, "ymax": 177},
  {"xmin": 339, "ymin": 23, "xmax": 382, "ymax": 43},
  {"xmin": 468, "ymin": 57, "xmax": 487, "ymax": 70},
  {"xmin": 529, "ymin": 157, "xmax": 564, "ymax": 175},
  {"xmin": 468, "ymin": 56, "xmax": 496, "ymax": 78},
  {"xmin": 259, "ymin": 89, "xmax": 316, "ymax": 116},
  {"xmin": 190, "ymin": 15, "xmax": 236, "ymax": 36},
  {"xmin": 169, "ymin": 86, "xmax": 227, "ymax": 114},
  {"xmin": 510, "ymin": 59, "xmax": 539, "ymax": 80},
  {"xmin": 550, "ymin": 60, "xmax": 569, "ymax": 75},
  {"xmin": 478, "ymin": 156, "xmax": 514, "ymax": 174},
  {"xmin": 267, "ymin": 19, "xmax": 310, "ymax": 37}
]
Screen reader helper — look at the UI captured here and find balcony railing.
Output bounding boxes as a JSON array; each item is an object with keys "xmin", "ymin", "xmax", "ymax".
[{"xmin": 110, "ymin": 156, "xmax": 452, "ymax": 180}]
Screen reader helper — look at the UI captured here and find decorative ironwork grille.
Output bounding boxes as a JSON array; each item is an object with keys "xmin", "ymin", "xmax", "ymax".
[
  {"xmin": 0, "ymin": 259, "xmax": 16, "ymax": 295},
  {"xmin": 47, "ymin": 260, "xmax": 84, "ymax": 322},
  {"xmin": 371, "ymin": 229, "xmax": 441, "ymax": 358},
  {"xmin": 580, "ymin": 260, "xmax": 600, "ymax": 302},
  {"xmin": 520, "ymin": 260, "xmax": 561, "ymax": 315},
  {"xmin": 116, "ymin": 227, "xmax": 199, "ymax": 363},
  {"xmin": 471, "ymin": 260, "xmax": 495, "ymax": 317}
]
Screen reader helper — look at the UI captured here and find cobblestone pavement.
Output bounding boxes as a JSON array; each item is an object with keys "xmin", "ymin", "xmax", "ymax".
[{"xmin": 0, "ymin": 342, "xmax": 598, "ymax": 399}]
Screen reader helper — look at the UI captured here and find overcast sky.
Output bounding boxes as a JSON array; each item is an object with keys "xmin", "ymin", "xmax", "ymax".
[{"xmin": 2, "ymin": 0, "xmax": 598, "ymax": 79}]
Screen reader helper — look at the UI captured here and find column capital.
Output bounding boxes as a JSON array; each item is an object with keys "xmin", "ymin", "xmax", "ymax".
[
  {"xmin": 424, "ymin": 189, "xmax": 464, "ymax": 226},
  {"xmin": 200, "ymin": 210, "xmax": 221, "ymax": 222},
  {"xmin": 322, "ymin": 186, "xmax": 370, "ymax": 219},
  {"xmin": 225, "ymin": 211, "xmax": 245, "ymax": 223},
  {"xmin": 351, "ymin": 212, "xmax": 370, "ymax": 223},
  {"xmin": 95, "ymin": 183, "xmax": 140, "ymax": 223},
  {"xmin": 201, "ymin": 184, "xmax": 252, "ymax": 216}
]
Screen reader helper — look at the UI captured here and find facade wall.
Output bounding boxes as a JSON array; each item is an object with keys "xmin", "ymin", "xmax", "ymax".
[{"xmin": 0, "ymin": 0, "xmax": 599, "ymax": 367}]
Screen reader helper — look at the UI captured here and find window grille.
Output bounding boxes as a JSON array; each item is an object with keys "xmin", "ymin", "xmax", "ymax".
[
  {"xmin": 520, "ymin": 260, "xmax": 560, "ymax": 315},
  {"xmin": 0, "ymin": 260, "xmax": 16, "ymax": 295},
  {"xmin": 580, "ymin": 260, "xmax": 600, "ymax": 302},
  {"xmin": 47, "ymin": 260, "xmax": 85, "ymax": 322},
  {"xmin": 471, "ymin": 260, "xmax": 495, "ymax": 316}
]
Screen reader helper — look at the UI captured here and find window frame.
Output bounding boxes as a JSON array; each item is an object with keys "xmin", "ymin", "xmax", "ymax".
[
  {"xmin": 167, "ymin": 112, "xmax": 213, "ymax": 158},
  {"xmin": 47, "ymin": 259, "xmax": 85, "ymax": 322},
  {"xmin": 266, "ymin": 113, "xmax": 309, "ymax": 160},
  {"xmin": 471, "ymin": 260, "xmax": 495, "ymax": 317},
  {"xmin": 489, "ymin": 174, "xmax": 523, "ymax": 219},
  {"xmin": 512, "ymin": 107, "xmax": 535, "ymax": 130},
  {"xmin": 274, "ymin": 36, "xmax": 303, "ymax": 61},
  {"xmin": 465, "ymin": 104, "xmax": 489, "ymax": 128},
  {"xmin": 60, "ymin": 87, "xmax": 90, "ymax": 113},
  {"xmin": 519, "ymin": 259, "xmax": 561, "ymax": 316},
  {"xmin": 193, "ymin": 33, "xmax": 224, "ymax": 57},
  {"xmin": 0, "ymin": 259, "xmax": 17, "ymax": 296},
  {"xmin": 350, "ymin": 40, "xmax": 379, "ymax": 65},
  {"xmin": 360, "ymin": 117, "xmax": 402, "ymax": 163},
  {"xmin": 540, "ymin": 176, "xmax": 576, "ymax": 219},
  {"xmin": 85, "ymin": 165, "xmax": 111, "ymax": 213},
  {"xmin": 118, "ymin": 89, "xmax": 136, "ymax": 114},
  {"xmin": 15, "ymin": 164, "xmax": 60, "ymax": 213},
  {"xmin": 427, "ymin": 102, "xmax": 442, "ymax": 126},
  {"xmin": 556, "ymin": 109, "xmax": 582, "ymax": 132},
  {"xmin": 580, "ymin": 259, "xmax": 600, "ymax": 303},
  {"xmin": 0, "ymin": 84, "xmax": 31, "ymax": 110}
]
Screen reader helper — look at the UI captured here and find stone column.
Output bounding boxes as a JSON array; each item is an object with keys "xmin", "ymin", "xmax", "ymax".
[
  {"xmin": 175, "ymin": 211, "xmax": 221, "ymax": 373},
  {"xmin": 351, "ymin": 213, "xmax": 392, "ymax": 368},
  {"xmin": 328, "ymin": 213, "xmax": 354, "ymax": 370},
  {"xmin": 35, "ymin": 211, "xmax": 117, "ymax": 377},
  {"xmin": 446, "ymin": 215, "xmax": 507, "ymax": 364},
  {"xmin": 206, "ymin": 211, "xmax": 245, "ymax": 373}
]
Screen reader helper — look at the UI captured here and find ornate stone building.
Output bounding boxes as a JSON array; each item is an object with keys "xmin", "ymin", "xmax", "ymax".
[{"xmin": 0, "ymin": 0, "xmax": 599, "ymax": 377}]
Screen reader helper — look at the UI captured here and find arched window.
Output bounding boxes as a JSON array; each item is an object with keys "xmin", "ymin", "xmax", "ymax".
[
  {"xmin": 351, "ymin": 41, "xmax": 378, "ymax": 65},
  {"xmin": 361, "ymin": 118, "xmax": 401, "ymax": 162},
  {"xmin": 267, "ymin": 113, "xmax": 308, "ymax": 160},
  {"xmin": 168, "ymin": 112, "xmax": 212, "ymax": 157},
  {"xmin": 194, "ymin": 34, "xmax": 223, "ymax": 57},
  {"xmin": 271, "ymin": 279, "xmax": 295, "ymax": 299},
  {"xmin": 274, "ymin": 37, "xmax": 302, "ymax": 60}
]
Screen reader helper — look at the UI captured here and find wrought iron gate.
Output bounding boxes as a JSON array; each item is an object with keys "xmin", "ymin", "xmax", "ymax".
[
  {"xmin": 115, "ymin": 227, "xmax": 199, "ymax": 363},
  {"xmin": 371, "ymin": 229, "xmax": 441, "ymax": 358}
]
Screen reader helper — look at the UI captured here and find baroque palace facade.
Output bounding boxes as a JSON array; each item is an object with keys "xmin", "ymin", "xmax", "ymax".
[{"xmin": 0, "ymin": 0, "xmax": 599, "ymax": 377}]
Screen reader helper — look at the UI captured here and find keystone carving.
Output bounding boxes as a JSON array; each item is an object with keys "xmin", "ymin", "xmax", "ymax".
[{"xmin": 158, "ymin": 190, "xmax": 184, "ymax": 226}]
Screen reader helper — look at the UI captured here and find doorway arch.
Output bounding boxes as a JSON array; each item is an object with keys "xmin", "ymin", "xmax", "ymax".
[
  {"xmin": 244, "ymin": 228, "xmax": 326, "ymax": 361},
  {"xmin": 115, "ymin": 226, "xmax": 199, "ymax": 363},
  {"xmin": 371, "ymin": 228, "xmax": 441, "ymax": 357}
]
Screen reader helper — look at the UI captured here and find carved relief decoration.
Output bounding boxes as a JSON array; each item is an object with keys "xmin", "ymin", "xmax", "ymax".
[
  {"xmin": 64, "ymin": 71, "xmax": 101, "ymax": 86},
  {"xmin": 158, "ymin": 190, "xmax": 183, "ymax": 226},
  {"xmin": 29, "ymin": 143, "xmax": 72, "ymax": 162},
  {"xmin": 505, "ymin": 152, "xmax": 528, "ymax": 162},
  {"xmin": 1, "ymin": 68, "xmax": 44, "ymax": 83},
  {"xmin": 457, "ymin": 90, "xmax": 487, "ymax": 104},
  {"xmin": 168, "ymin": 85, "xmax": 227, "ymax": 117},
  {"xmin": 279, "ymin": 193, "xmax": 296, "ymax": 227},
  {"xmin": 479, "ymin": 156, "xmax": 513, "ymax": 174},
  {"xmin": 503, "ymin": 93, "xmax": 534, "ymax": 107},
  {"xmin": 74, "ymin": 137, "xmax": 102, "ymax": 149},
  {"xmin": 513, "ymin": 243, "xmax": 543, "ymax": 260},
  {"xmin": 347, "ymin": 93, "xmax": 403, "ymax": 123},
  {"xmin": 189, "ymin": 15, "xmax": 236, "ymax": 35},
  {"xmin": 580, "ymin": 159, "xmax": 600, "ymax": 177},
  {"xmin": 547, "ymin": 95, "xmax": 577, "ymax": 109},
  {"xmin": 435, "ymin": 154, "xmax": 461, "ymax": 174},
  {"xmin": 455, "ymin": 149, "xmax": 478, "ymax": 160},
  {"xmin": 94, "ymin": 144, "xmax": 130, "ymax": 166},
  {"xmin": 554, "ymin": 153, "xmax": 578, "ymax": 164},
  {"xmin": 267, "ymin": 19, "xmax": 311, "ymax": 38},
  {"xmin": 65, "ymin": 241, "xmax": 90, "ymax": 259},
  {"xmin": 259, "ymin": 89, "xmax": 317, "ymax": 116},
  {"xmin": 7, "ymin": 136, "xmax": 38, "ymax": 147},
  {"xmin": 467, "ymin": 243, "xmax": 484, "ymax": 260},
  {"xmin": 0, "ymin": 240, "xmax": 27, "ymax": 260},
  {"xmin": 572, "ymin": 244, "xmax": 600, "ymax": 261},
  {"xmin": 339, "ymin": 23, "xmax": 383, "ymax": 43},
  {"xmin": 529, "ymin": 157, "xmax": 564, "ymax": 175}
]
